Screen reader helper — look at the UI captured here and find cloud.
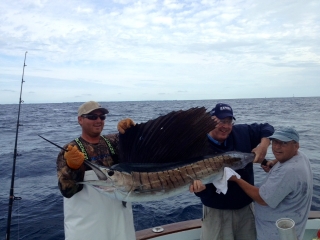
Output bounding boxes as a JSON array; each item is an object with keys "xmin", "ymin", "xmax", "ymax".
[
  {"xmin": 0, "ymin": 0, "xmax": 319, "ymax": 104},
  {"xmin": 1, "ymin": 89, "xmax": 15, "ymax": 93}
]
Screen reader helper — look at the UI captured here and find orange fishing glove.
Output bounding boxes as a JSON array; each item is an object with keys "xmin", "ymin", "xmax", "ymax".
[
  {"xmin": 64, "ymin": 145, "xmax": 85, "ymax": 170},
  {"xmin": 117, "ymin": 118, "xmax": 136, "ymax": 134}
]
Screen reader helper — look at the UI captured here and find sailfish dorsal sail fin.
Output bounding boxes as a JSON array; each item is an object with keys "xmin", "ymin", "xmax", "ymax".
[{"xmin": 118, "ymin": 107, "xmax": 216, "ymax": 164}]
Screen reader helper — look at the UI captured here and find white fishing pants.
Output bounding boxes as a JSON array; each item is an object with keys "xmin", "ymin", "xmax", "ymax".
[{"xmin": 64, "ymin": 170, "xmax": 136, "ymax": 240}]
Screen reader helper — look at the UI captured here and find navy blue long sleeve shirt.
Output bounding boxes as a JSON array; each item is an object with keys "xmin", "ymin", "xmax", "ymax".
[{"xmin": 195, "ymin": 123, "xmax": 274, "ymax": 210}]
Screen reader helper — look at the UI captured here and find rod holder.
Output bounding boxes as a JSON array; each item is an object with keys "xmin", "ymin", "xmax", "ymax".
[{"xmin": 276, "ymin": 218, "xmax": 298, "ymax": 240}]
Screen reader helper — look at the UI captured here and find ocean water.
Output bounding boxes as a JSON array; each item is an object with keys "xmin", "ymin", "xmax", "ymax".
[{"xmin": 1, "ymin": 97, "xmax": 320, "ymax": 239}]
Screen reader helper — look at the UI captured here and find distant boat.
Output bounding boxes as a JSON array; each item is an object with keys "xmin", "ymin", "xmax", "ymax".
[{"xmin": 136, "ymin": 211, "xmax": 320, "ymax": 240}]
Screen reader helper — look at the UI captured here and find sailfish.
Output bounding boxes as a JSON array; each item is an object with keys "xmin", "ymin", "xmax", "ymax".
[{"xmin": 79, "ymin": 107, "xmax": 255, "ymax": 202}]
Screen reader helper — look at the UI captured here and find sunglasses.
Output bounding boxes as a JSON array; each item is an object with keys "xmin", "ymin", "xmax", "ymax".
[
  {"xmin": 218, "ymin": 119, "xmax": 235, "ymax": 126},
  {"xmin": 81, "ymin": 114, "xmax": 106, "ymax": 121}
]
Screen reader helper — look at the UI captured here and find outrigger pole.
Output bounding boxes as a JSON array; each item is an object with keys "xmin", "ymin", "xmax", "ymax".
[{"xmin": 6, "ymin": 51, "xmax": 27, "ymax": 240}]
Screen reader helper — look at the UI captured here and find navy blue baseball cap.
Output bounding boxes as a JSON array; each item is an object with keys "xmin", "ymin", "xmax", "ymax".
[
  {"xmin": 269, "ymin": 127, "xmax": 299, "ymax": 142},
  {"xmin": 210, "ymin": 103, "xmax": 236, "ymax": 120}
]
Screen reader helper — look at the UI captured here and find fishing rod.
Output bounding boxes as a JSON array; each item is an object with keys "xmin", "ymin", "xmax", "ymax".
[{"xmin": 6, "ymin": 51, "xmax": 27, "ymax": 240}]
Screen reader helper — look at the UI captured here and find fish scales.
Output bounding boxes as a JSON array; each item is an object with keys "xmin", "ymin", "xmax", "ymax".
[
  {"xmin": 215, "ymin": 155, "xmax": 236, "ymax": 165},
  {"xmin": 203, "ymin": 157, "xmax": 213, "ymax": 170},
  {"xmin": 210, "ymin": 158, "xmax": 224, "ymax": 170},
  {"xmin": 80, "ymin": 151, "xmax": 255, "ymax": 202},
  {"xmin": 225, "ymin": 157, "xmax": 241, "ymax": 164},
  {"xmin": 196, "ymin": 161, "xmax": 210, "ymax": 175},
  {"xmin": 203, "ymin": 158, "xmax": 215, "ymax": 172},
  {"xmin": 190, "ymin": 158, "xmax": 221, "ymax": 179},
  {"xmin": 132, "ymin": 171, "xmax": 141, "ymax": 188},
  {"xmin": 165, "ymin": 170, "xmax": 176, "ymax": 189},
  {"xmin": 224, "ymin": 155, "xmax": 239, "ymax": 163},
  {"xmin": 190, "ymin": 163, "xmax": 201, "ymax": 179},
  {"xmin": 167, "ymin": 169, "xmax": 179, "ymax": 188},
  {"xmin": 205, "ymin": 158, "xmax": 220, "ymax": 173},
  {"xmin": 139, "ymin": 172, "xmax": 152, "ymax": 191},
  {"xmin": 203, "ymin": 155, "xmax": 233, "ymax": 172},
  {"xmin": 216, "ymin": 156, "xmax": 225, "ymax": 164},
  {"xmin": 201, "ymin": 161, "xmax": 211, "ymax": 175},
  {"xmin": 148, "ymin": 172, "xmax": 162, "ymax": 190},
  {"xmin": 157, "ymin": 171, "xmax": 169, "ymax": 189},
  {"xmin": 185, "ymin": 165, "xmax": 197, "ymax": 180},
  {"xmin": 160, "ymin": 171, "xmax": 175, "ymax": 190},
  {"xmin": 196, "ymin": 161, "xmax": 209, "ymax": 177},
  {"xmin": 176, "ymin": 167, "xmax": 190, "ymax": 182},
  {"xmin": 157, "ymin": 170, "xmax": 182, "ymax": 189},
  {"xmin": 213, "ymin": 156, "xmax": 222, "ymax": 164},
  {"xmin": 172, "ymin": 169, "xmax": 185, "ymax": 186},
  {"xmin": 135, "ymin": 155, "xmax": 242, "ymax": 191}
]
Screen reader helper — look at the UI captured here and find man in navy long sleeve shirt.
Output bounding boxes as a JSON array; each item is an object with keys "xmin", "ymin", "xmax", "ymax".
[{"xmin": 190, "ymin": 103, "xmax": 274, "ymax": 240}]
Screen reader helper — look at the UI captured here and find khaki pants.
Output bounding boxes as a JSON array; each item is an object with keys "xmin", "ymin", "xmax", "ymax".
[{"xmin": 200, "ymin": 204, "xmax": 256, "ymax": 240}]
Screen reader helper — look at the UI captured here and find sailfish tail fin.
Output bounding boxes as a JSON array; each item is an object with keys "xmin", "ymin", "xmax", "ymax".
[{"xmin": 119, "ymin": 107, "xmax": 216, "ymax": 164}]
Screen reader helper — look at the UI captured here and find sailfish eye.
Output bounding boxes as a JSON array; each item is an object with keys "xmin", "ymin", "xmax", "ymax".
[{"xmin": 107, "ymin": 170, "xmax": 114, "ymax": 176}]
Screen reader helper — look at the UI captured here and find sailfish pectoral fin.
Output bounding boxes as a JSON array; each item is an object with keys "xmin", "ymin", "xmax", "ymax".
[{"xmin": 84, "ymin": 160, "xmax": 108, "ymax": 180}]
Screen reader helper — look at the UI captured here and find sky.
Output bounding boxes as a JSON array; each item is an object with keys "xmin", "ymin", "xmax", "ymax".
[{"xmin": 0, "ymin": 0, "xmax": 319, "ymax": 104}]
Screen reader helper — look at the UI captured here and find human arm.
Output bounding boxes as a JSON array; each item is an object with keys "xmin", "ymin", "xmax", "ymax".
[
  {"xmin": 229, "ymin": 175, "xmax": 267, "ymax": 205},
  {"xmin": 56, "ymin": 143, "xmax": 86, "ymax": 198},
  {"xmin": 246, "ymin": 122, "xmax": 274, "ymax": 163}
]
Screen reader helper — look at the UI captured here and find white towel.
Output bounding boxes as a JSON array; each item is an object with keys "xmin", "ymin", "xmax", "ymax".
[{"xmin": 213, "ymin": 167, "xmax": 241, "ymax": 194}]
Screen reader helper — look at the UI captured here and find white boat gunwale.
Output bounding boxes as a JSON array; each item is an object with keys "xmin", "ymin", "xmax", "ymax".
[{"xmin": 136, "ymin": 211, "xmax": 320, "ymax": 240}]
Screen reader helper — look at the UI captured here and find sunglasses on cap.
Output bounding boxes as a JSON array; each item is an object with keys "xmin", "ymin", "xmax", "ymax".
[{"xmin": 81, "ymin": 114, "xmax": 106, "ymax": 121}]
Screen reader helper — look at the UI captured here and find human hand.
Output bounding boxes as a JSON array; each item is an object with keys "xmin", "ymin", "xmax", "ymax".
[
  {"xmin": 189, "ymin": 180, "xmax": 206, "ymax": 193},
  {"xmin": 261, "ymin": 159, "xmax": 276, "ymax": 172},
  {"xmin": 252, "ymin": 138, "xmax": 270, "ymax": 163},
  {"xmin": 117, "ymin": 118, "xmax": 135, "ymax": 134},
  {"xmin": 228, "ymin": 175, "xmax": 239, "ymax": 181},
  {"xmin": 261, "ymin": 164, "xmax": 270, "ymax": 173},
  {"xmin": 64, "ymin": 145, "xmax": 85, "ymax": 169},
  {"xmin": 252, "ymin": 146, "xmax": 267, "ymax": 163}
]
